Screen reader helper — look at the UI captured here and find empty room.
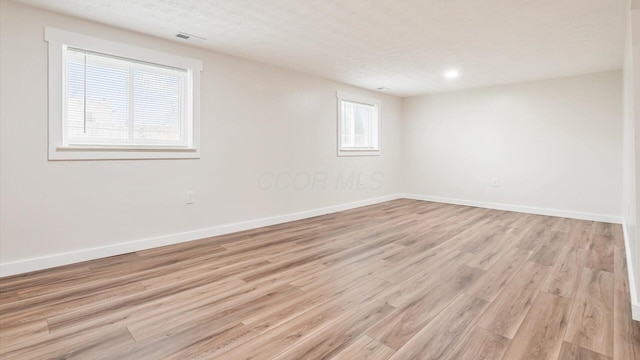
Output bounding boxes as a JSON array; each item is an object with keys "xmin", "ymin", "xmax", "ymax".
[{"xmin": 1, "ymin": 0, "xmax": 639, "ymax": 359}]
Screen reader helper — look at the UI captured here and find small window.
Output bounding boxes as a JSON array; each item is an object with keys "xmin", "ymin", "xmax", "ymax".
[
  {"xmin": 45, "ymin": 27, "xmax": 203, "ymax": 160},
  {"xmin": 337, "ymin": 91, "xmax": 380, "ymax": 156}
]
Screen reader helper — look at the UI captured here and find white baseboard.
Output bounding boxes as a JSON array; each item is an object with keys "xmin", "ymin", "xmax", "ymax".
[
  {"xmin": 622, "ymin": 221, "xmax": 640, "ymax": 320},
  {"xmin": 0, "ymin": 193, "xmax": 626, "ymax": 278},
  {"xmin": 403, "ymin": 193, "xmax": 623, "ymax": 224},
  {"xmin": 0, "ymin": 194, "xmax": 402, "ymax": 277}
]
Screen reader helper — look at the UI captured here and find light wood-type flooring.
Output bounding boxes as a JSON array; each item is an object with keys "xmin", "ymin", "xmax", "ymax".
[{"xmin": 1, "ymin": 199, "xmax": 639, "ymax": 359}]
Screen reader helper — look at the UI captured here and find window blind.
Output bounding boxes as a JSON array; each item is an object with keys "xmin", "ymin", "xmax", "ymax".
[
  {"xmin": 64, "ymin": 48, "xmax": 188, "ymax": 146},
  {"xmin": 341, "ymin": 100, "xmax": 375, "ymax": 149}
]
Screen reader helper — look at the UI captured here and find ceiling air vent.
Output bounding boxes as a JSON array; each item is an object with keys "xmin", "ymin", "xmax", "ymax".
[{"xmin": 175, "ymin": 32, "xmax": 206, "ymax": 41}]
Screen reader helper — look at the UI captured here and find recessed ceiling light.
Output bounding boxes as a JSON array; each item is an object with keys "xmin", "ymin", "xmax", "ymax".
[{"xmin": 444, "ymin": 69, "xmax": 460, "ymax": 79}]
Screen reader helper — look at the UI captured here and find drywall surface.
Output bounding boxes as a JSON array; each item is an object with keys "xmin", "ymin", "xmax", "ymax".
[
  {"xmin": 0, "ymin": 1, "xmax": 403, "ymax": 273},
  {"xmin": 403, "ymin": 71, "xmax": 623, "ymax": 219},
  {"xmin": 623, "ymin": 7, "xmax": 640, "ymax": 315},
  {"xmin": 0, "ymin": 1, "xmax": 629, "ymax": 279},
  {"xmin": 634, "ymin": 7, "xmax": 640, "ymax": 311}
]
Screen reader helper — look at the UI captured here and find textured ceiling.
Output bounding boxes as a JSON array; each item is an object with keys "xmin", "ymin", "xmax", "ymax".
[{"xmin": 16, "ymin": 0, "xmax": 627, "ymax": 96}]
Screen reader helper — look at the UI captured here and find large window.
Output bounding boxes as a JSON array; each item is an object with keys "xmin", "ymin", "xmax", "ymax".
[
  {"xmin": 45, "ymin": 27, "xmax": 202, "ymax": 160},
  {"xmin": 337, "ymin": 91, "xmax": 380, "ymax": 156}
]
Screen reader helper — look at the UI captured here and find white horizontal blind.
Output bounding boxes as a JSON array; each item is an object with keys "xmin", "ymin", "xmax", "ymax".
[
  {"xmin": 64, "ymin": 48, "xmax": 188, "ymax": 146},
  {"xmin": 341, "ymin": 100, "xmax": 377, "ymax": 149}
]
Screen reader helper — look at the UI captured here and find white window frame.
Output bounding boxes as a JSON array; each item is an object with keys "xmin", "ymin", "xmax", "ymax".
[
  {"xmin": 45, "ymin": 27, "xmax": 203, "ymax": 160},
  {"xmin": 337, "ymin": 91, "xmax": 381, "ymax": 157}
]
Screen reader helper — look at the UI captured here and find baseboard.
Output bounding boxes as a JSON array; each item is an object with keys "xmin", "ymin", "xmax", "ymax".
[
  {"xmin": 622, "ymin": 221, "xmax": 640, "ymax": 320},
  {"xmin": 0, "ymin": 193, "xmax": 625, "ymax": 277},
  {"xmin": 0, "ymin": 193, "xmax": 403, "ymax": 277},
  {"xmin": 403, "ymin": 193, "xmax": 623, "ymax": 224}
]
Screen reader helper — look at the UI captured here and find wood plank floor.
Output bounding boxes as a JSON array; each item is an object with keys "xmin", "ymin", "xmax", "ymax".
[{"xmin": 1, "ymin": 199, "xmax": 638, "ymax": 359}]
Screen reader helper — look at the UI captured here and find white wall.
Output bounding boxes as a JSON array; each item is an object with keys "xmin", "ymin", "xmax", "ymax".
[
  {"xmin": 623, "ymin": 6, "xmax": 640, "ymax": 319},
  {"xmin": 0, "ymin": 1, "xmax": 404, "ymax": 274},
  {"xmin": 403, "ymin": 72, "xmax": 623, "ymax": 221},
  {"xmin": 0, "ymin": 1, "xmax": 628, "ymax": 278}
]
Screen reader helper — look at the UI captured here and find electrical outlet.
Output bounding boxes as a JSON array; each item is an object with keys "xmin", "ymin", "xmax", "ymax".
[
  {"xmin": 492, "ymin": 178, "xmax": 500, "ymax": 187},
  {"xmin": 186, "ymin": 191, "xmax": 195, "ymax": 204}
]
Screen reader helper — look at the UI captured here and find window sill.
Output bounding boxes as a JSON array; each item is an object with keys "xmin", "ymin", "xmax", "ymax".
[
  {"xmin": 49, "ymin": 146, "xmax": 200, "ymax": 160},
  {"xmin": 338, "ymin": 149, "xmax": 381, "ymax": 157}
]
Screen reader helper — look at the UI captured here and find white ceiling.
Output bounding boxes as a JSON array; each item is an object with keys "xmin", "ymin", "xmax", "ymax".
[{"xmin": 16, "ymin": 0, "xmax": 628, "ymax": 97}]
